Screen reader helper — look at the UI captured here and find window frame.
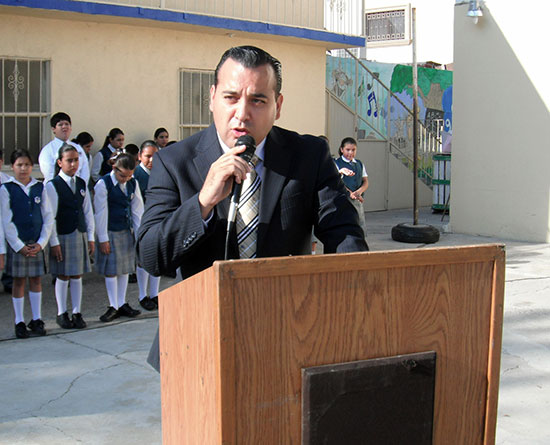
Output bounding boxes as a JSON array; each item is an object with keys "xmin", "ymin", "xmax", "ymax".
[
  {"xmin": 178, "ymin": 68, "xmax": 215, "ymax": 140},
  {"xmin": 365, "ymin": 4, "xmax": 412, "ymax": 48},
  {"xmin": 1, "ymin": 57, "xmax": 51, "ymax": 164}
]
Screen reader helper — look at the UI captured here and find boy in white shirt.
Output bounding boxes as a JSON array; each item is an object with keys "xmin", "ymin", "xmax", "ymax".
[{"xmin": 38, "ymin": 112, "xmax": 90, "ymax": 184}]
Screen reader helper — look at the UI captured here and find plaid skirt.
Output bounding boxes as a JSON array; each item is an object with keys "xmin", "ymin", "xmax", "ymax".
[
  {"xmin": 6, "ymin": 245, "xmax": 46, "ymax": 278},
  {"xmin": 95, "ymin": 230, "xmax": 135, "ymax": 276},
  {"xmin": 49, "ymin": 230, "xmax": 91, "ymax": 276}
]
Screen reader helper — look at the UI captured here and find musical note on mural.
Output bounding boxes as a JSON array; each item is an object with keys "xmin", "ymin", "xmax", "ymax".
[{"xmin": 367, "ymin": 91, "xmax": 378, "ymax": 117}]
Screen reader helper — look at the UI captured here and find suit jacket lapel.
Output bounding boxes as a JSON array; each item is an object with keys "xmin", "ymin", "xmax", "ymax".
[
  {"xmin": 258, "ymin": 127, "xmax": 291, "ymax": 251},
  {"xmin": 191, "ymin": 124, "xmax": 230, "ymax": 218}
]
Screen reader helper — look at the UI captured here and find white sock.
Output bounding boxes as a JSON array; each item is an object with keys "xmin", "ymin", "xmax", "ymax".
[
  {"xmin": 55, "ymin": 278, "xmax": 69, "ymax": 315},
  {"xmin": 70, "ymin": 278, "xmax": 83, "ymax": 314},
  {"xmin": 149, "ymin": 275, "xmax": 161, "ymax": 298},
  {"xmin": 28, "ymin": 291, "xmax": 42, "ymax": 320},
  {"xmin": 136, "ymin": 266, "xmax": 149, "ymax": 301},
  {"xmin": 12, "ymin": 297, "xmax": 24, "ymax": 324},
  {"xmin": 117, "ymin": 274, "xmax": 129, "ymax": 308},
  {"xmin": 176, "ymin": 268, "xmax": 183, "ymax": 282},
  {"xmin": 105, "ymin": 276, "xmax": 118, "ymax": 309}
]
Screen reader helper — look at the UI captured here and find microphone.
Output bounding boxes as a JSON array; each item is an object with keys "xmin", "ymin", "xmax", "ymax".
[{"xmin": 225, "ymin": 135, "xmax": 257, "ymax": 259}]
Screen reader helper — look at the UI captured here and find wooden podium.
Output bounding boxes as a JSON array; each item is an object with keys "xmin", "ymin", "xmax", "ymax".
[{"xmin": 158, "ymin": 244, "xmax": 505, "ymax": 444}]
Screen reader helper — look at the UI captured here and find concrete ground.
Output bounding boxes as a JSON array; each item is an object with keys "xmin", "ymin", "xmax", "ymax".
[{"xmin": 0, "ymin": 207, "xmax": 548, "ymax": 444}]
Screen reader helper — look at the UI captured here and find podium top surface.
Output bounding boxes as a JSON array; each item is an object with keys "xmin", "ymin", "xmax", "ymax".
[{"xmin": 210, "ymin": 243, "xmax": 505, "ymax": 280}]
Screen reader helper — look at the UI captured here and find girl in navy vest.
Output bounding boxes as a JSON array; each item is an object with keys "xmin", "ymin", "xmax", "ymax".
[
  {"xmin": 91, "ymin": 128, "xmax": 124, "ymax": 183},
  {"xmin": 334, "ymin": 137, "xmax": 369, "ymax": 238},
  {"xmin": 0, "ymin": 149, "xmax": 53, "ymax": 339},
  {"xmin": 94, "ymin": 151, "xmax": 144, "ymax": 322},
  {"xmin": 133, "ymin": 140, "xmax": 160, "ymax": 311},
  {"xmin": 46, "ymin": 143, "xmax": 95, "ymax": 329}
]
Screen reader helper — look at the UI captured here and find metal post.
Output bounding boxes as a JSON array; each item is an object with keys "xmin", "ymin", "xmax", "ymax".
[{"xmin": 412, "ymin": 7, "xmax": 419, "ymax": 225}]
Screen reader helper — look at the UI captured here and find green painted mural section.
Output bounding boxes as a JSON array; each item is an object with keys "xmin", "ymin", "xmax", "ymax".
[{"xmin": 390, "ymin": 64, "xmax": 453, "ymax": 103}]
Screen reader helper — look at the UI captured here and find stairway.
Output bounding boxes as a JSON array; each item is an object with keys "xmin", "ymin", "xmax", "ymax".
[{"xmin": 326, "ymin": 50, "xmax": 444, "ymax": 188}]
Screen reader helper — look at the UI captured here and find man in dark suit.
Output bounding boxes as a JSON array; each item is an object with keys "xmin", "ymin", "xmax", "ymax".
[{"xmin": 137, "ymin": 46, "xmax": 368, "ymax": 370}]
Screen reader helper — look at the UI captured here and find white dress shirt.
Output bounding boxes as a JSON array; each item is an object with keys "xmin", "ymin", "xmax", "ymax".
[
  {"xmin": 0, "ymin": 171, "xmax": 12, "ymax": 184},
  {"xmin": 39, "ymin": 138, "xmax": 90, "ymax": 184},
  {"xmin": 93, "ymin": 170, "xmax": 144, "ymax": 243},
  {"xmin": 0, "ymin": 177, "xmax": 54, "ymax": 252},
  {"xmin": 0, "ymin": 171, "xmax": 11, "ymax": 253},
  {"xmin": 0, "ymin": 206, "xmax": 5, "ymax": 255},
  {"xmin": 91, "ymin": 144, "xmax": 116, "ymax": 182},
  {"xmin": 45, "ymin": 171, "xmax": 95, "ymax": 247}
]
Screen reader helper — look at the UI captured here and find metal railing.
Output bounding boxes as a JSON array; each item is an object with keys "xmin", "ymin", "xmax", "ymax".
[{"xmin": 327, "ymin": 49, "xmax": 443, "ymax": 185}]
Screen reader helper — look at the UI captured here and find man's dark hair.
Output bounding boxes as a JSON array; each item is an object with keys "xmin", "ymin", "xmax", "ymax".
[
  {"xmin": 214, "ymin": 45, "xmax": 283, "ymax": 97},
  {"xmin": 50, "ymin": 112, "xmax": 72, "ymax": 128}
]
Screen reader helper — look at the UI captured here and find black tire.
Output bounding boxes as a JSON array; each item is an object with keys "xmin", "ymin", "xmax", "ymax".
[{"xmin": 391, "ymin": 223, "xmax": 440, "ymax": 244}]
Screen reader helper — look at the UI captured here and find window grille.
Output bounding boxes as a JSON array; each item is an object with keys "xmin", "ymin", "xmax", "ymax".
[
  {"xmin": 366, "ymin": 5, "xmax": 411, "ymax": 47},
  {"xmin": 179, "ymin": 69, "xmax": 214, "ymax": 140},
  {"xmin": 1, "ymin": 58, "xmax": 50, "ymax": 163}
]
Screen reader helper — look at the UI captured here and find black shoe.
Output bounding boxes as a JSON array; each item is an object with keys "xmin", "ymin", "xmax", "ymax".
[
  {"xmin": 72, "ymin": 313, "xmax": 87, "ymax": 329},
  {"xmin": 56, "ymin": 312, "xmax": 74, "ymax": 329},
  {"xmin": 99, "ymin": 306, "xmax": 120, "ymax": 322},
  {"xmin": 139, "ymin": 296, "xmax": 157, "ymax": 311},
  {"xmin": 151, "ymin": 296, "xmax": 158, "ymax": 307},
  {"xmin": 128, "ymin": 273, "xmax": 137, "ymax": 283},
  {"xmin": 15, "ymin": 321, "xmax": 29, "ymax": 339},
  {"xmin": 117, "ymin": 303, "xmax": 141, "ymax": 318},
  {"xmin": 28, "ymin": 319, "xmax": 46, "ymax": 336}
]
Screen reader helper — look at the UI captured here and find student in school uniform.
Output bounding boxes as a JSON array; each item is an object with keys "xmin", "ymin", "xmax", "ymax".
[
  {"xmin": 72, "ymin": 132, "xmax": 96, "ymax": 193},
  {"xmin": 0, "ymin": 148, "xmax": 13, "ymax": 293},
  {"xmin": 133, "ymin": 140, "xmax": 160, "ymax": 311},
  {"xmin": 38, "ymin": 112, "xmax": 90, "ymax": 184},
  {"xmin": 153, "ymin": 128, "xmax": 169, "ymax": 150},
  {"xmin": 46, "ymin": 143, "xmax": 95, "ymax": 329},
  {"xmin": 334, "ymin": 137, "xmax": 369, "ymax": 238},
  {"xmin": 91, "ymin": 128, "xmax": 125, "ymax": 183},
  {"xmin": 72, "ymin": 132, "xmax": 95, "ymax": 165},
  {"xmin": 121, "ymin": 143, "xmax": 140, "ymax": 284},
  {"xmin": 0, "ymin": 149, "xmax": 53, "ymax": 339},
  {"xmin": 94, "ymin": 151, "xmax": 144, "ymax": 322}
]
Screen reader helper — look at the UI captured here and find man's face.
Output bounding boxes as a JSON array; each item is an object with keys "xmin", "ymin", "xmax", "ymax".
[
  {"xmin": 210, "ymin": 58, "xmax": 283, "ymax": 148},
  {"xmin": 52, "ymin": 120, "xmax": 72, "ymax": 141}
]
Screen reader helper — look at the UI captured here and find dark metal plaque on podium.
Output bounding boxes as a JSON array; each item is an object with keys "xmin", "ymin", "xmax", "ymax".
[{"xmin": 302, "ymin": 351, "xmax": 436, "ymax": 445}]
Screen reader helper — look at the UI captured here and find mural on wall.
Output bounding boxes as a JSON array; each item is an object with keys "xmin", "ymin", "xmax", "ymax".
[{"xmin": 327, "ymin": 56, "xmax": 453, "ymax": 152}]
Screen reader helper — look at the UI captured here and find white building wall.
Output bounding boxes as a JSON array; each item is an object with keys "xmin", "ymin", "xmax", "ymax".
[
  {"xmin": 451, "ymin": 0, "xmax": 550, "ymax": 242},
  {"xmin": 0, "ymin": 9, "xmax": 328, "ymax": 162},
  {"xmin": 365, "ymin": 0, "xmax": 454, "ymax": 65}
]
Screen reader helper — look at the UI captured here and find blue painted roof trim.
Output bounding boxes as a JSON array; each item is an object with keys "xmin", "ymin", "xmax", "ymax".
[{"xmin": 1, "ymin": 0, "xmax": 365, "ymax": 47}]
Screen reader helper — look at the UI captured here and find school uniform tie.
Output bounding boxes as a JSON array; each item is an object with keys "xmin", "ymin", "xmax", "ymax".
[
  {"xmin": 236, "ymin": 155, "xmax": 261, "ymax": 259},
  {"xmin": 70, "ymin": 177, "xmax": 76, "ymax": 194}
]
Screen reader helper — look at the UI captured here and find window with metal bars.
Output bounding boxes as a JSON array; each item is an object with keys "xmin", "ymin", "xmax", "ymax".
[
  {"xmin": 179, "ymin": 69, "xmax": 214, "ymax": 140},
  {"xmin": 366, "ymin": 7, "xmax": 408, "ymax": 45},
  {"xmin": 1, "ymin": 58, "xmax": 50, "ymax": 163}
]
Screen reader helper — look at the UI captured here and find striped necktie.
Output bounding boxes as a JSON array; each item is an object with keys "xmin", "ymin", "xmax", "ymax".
[{"xmin": 236, "ymin": 155, "xmax": 261, "ymax": 259}]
